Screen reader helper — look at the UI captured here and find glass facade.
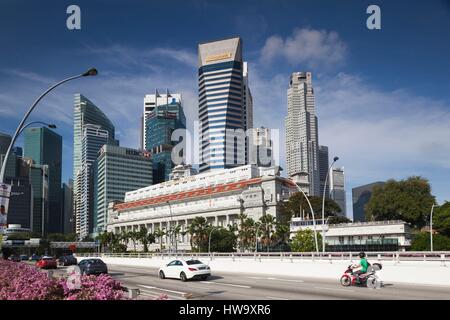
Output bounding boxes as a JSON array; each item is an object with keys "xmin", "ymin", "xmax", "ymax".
[
  {"xmin": 93, "ymin": 145, "xmax": 152, "ymax": 235},
  {"xmin": 24, "ymin": 127, "xmax": 62, "ymax": 234},
  {"xmin": 73, "ymin": 94, "xmax": 117, "ymax": 239},
  {"xmin": 198, "ymin": 37, "xmax": 248, "ymax": 173},
  {"xmin": 145, "ymin": 102, "xmax": 186, "ymax": 184}
]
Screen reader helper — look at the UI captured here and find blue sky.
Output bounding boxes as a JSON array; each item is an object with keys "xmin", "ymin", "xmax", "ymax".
[{"xmin": 1, "ymin": 0, "xmax": 449, "ymax": 218}]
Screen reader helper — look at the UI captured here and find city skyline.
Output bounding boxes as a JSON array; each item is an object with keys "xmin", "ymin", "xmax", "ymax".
[{"xmin": 1, "ymin": 1, "xmax": 449, "ymax": 219}]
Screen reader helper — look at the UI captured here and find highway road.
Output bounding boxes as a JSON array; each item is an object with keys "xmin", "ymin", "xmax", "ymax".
[{"xmin": 91, "ymin": 264, "xmax": 450, "ymax": 300}]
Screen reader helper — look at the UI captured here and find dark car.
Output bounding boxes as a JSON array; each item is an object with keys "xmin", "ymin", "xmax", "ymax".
[
  {"xmin": 29, "ymin": 254, "xmax": 42, "ymax": 261},
  {"xmin": 20, "ymin": 254, "xmax": 29, "ymax": 261},
  {"xmin": 58, "ymin": 255, "xmax": 78, "ymax": 266},
  {"xmin": 78, "ymin": 258, "xmax": 108, "ymax": 275},
  {"xmin": 8, "ymin": 255, "xmax": 21, "ymax": 262}
]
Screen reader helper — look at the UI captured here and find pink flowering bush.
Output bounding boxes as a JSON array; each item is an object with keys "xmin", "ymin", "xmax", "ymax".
[
  {"xmin": 0, "ymin": 259, "xmax": 63, "ymax": 300},
  {"xmin": 0, "ymin": 259, "xmax": 124, "ymax": 300}
]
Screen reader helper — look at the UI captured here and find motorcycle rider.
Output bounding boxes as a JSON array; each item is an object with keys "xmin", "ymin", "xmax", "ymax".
[{"xmin": 352, "ymin": 252, "xmax": 369, "ymax": 283}]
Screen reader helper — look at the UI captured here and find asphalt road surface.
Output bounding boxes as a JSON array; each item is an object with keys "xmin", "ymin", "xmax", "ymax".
[{"xmin": 57, "ymin": 264, "xmax": 450, "ymax": 300}]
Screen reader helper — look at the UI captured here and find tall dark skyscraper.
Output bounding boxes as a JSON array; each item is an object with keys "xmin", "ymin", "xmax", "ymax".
[
  {"xmin": 24, "ymin": 127, "xmax": 62, "ymax": 234},
  {"xmin": 319, "ymin": 145, "xmax": 329, "ymax": 198},
  {"xmin": 352, "ymin": 182, "xmax": 385, "ymax": 222},
  {"xmin": 145, "ymin": 96, "xmax": 186, "ymax": 183}
]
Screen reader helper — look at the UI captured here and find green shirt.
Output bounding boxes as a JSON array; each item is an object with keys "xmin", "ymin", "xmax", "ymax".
[{"xmin": 360, "ymin": 258, "xmax": 369, "ymax": 273}]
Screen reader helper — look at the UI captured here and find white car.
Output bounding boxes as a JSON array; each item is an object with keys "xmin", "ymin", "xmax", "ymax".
[{"xmin": 158, "ymin": 259, "xmax": 211, "ymax": 281}]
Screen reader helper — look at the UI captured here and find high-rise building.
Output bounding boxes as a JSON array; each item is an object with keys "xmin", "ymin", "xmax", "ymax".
[
  {"xmin": 62, "ymin": 179, "xmax": 74, "ymax": 234},
  {"xmin": 73, "ymin": 94, "xmax": 117, "ymax": 238},
  {"xmin": 142, "ymin": 90, "xmax": 182, "ymax": 150},
  {"xmin": 352, "ymin": 182, "xmax": 385, "ymax": 222},
  {"xmin": 24, "ymin": 127, "xmax": 62, "ymax": 234},
  {"xmin": 145, "ymin": 97, "xmax": 186, "ymax": 184},
  {"xmin": 248, "ymin": 127, "xmax": 273, "ymax": 167},
  {"xmin": 330, "ymin": 167, "xmax": 346, "ymax": 217},
  {"xmin": 93, "ymin": 145, "xmax": 153, "ymax": 235},
  {"xmin": 75, "ymin": 124, "xmax": 117, "ymax": 239},
  {"xmin": 198, "ymin": 37, "xmax": 250, "ymax": 172},
  {"xmin": 318, "ymin": 145, "xmax": 329, "ymax": 197},
  {"xmin": 285, "ymin": 72, "xmax": 320, "ymax": 196},
  {"xmin": 4, "ymin": 176, "xmax": 32, "ymax": 229},
  {"xmin": 0, "ymin": 132, "xmax": 19, "ymax": 179},
  {"xmin": 243, "ymin": 62, "xmax": 253, "ymax": 164},
  {"xmin": 28, "ymin": 162, "xmax": 49, "ymax": 235}
]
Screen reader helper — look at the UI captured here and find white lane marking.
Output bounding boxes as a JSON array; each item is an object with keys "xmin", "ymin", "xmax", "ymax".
[
  {"xmin": 314, "ymin": 286, "xmax": 354, "ymax": 292},
  {"xmin": 266, "ymin": 296, "xmax": 289, "ymax": 300},
  {"xmin": 266, "ymin": 277, "xmax": 304, "ymax": 283},
  {"xmin": 201, "ymin": 281, "xmax": 251, "ymax": 289},
  {"xmin": 248, "ymin": 276, "xmax": 264, "ymax": 279},
  {"xmin": 138, "ymin": 285, "xmax": 187, "ymax": 295}
]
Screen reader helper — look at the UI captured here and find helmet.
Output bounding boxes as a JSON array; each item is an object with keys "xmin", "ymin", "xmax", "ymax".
[{"xmin": 359, "ymin": 252, "xmax": 366, "ymax": 258}]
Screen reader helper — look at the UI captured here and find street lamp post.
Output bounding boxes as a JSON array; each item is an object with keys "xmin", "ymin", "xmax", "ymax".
[
  {"xmin": 289, "ymin": 177, "xmax": 319, "ymax": 253},
  {"xmin": 321, "ymin": 156, "xmax": 339, "ymax": 252},
  {"xmin": 0, "ymin": 68, "xmax": 97, "ymax": 184},
  {"xmin": 208, "ymin": 226, "xmax": 218, "ymax": 255},
  {"xmin": 430, "ymin": 204, "xmax": 438, "ymax": 252}
]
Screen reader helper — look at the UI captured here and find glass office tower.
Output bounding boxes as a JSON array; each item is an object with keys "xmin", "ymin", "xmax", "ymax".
[
  {"xmin": 198, "ymin": 37, "xmax": 250, "ymax": 172},
  {"xmin": 145, "ymin": 99, "xmax": 186, "ymax": 184},
  {"xmin": 24, "ymin": 127, "xmax": 62, "ymax": 234},
  {"xmin": 93, "ymin": 145, "xmax": 152, "ymax": 235}
]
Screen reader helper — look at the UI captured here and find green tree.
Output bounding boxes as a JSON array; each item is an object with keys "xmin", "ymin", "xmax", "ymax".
[
  {"xmin": 365, "ymin": 176, "xmax": 435, "ymax": 228},
  {"xmin": 274, "ymin": 222, "xmax": 290, "ymax": 243},
  {"xmin": 237, "ymin": 214, "xmax": 256, "ymax": 251},
  {"xmin": 434, "ymin": 202, "xmax": 450, "ymax": 237},
  {"xmin": 328, "ymin": 215, "xmax": 352, "ymax": 224},
  {"xmin": 153, "ymin": 228, "xmax": 166, "ymax": 252},
  {"xmin": 290, "ymin": 229, "xmax": 322, "ymax": 252},
  {"xmin": 138, "ymin": 227, "xmax": 155, "ymax": 252},
  {"xmin": 187, "ymin": 217, "xmax": 209, "ymax": 252},
  {"xmin": 283, "ymin": 193, "xmax": 342, "ymax": 220},
  {"xmin": 208, "ymin": 227, "xmax": 237, "ymax": 252},
  {"xmin": 410, "ymin": 231, "xmax": 450, "ymax": 251},
  {"xmin": 259, "ymin": 214, "xmax": 276, "ymax": 251}
]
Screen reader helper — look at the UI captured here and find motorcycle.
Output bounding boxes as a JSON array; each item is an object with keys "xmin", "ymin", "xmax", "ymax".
[{"xmin": 340, "ymin": 262, "xmax": 383, "ymax": 289}]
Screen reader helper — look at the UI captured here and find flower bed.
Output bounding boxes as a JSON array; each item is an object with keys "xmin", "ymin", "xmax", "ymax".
[{"xmin": 0, "ymin": 259, "xmax": 124, "ymax": 300}]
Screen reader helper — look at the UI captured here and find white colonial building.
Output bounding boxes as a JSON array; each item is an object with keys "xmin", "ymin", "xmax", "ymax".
[
  {"xmin": 107, "ymin": 164, "xmax": 296, "ymax": 250},
  {"xmin": 290, "ymin": 218, "xmax": 412, "ymax": 251}
]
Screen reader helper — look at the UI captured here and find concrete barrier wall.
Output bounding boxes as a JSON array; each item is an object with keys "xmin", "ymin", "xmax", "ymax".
[{"xmin": 75, "ymin": 255, "xmax": 450, "ymax": 286}]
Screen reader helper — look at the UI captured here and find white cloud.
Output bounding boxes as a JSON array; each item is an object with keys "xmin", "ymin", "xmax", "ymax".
[{"xmin": 260, "ymin": 27, "xmax": 347, "ymax": 68}]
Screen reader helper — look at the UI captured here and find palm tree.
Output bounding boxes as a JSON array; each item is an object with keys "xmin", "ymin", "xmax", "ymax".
[
  {"xmin": 170, "ymin": 225, "xmax": 181, "ymax": 253},
  {"xmin": 259, "ymin": 214, "xmax": 276, "ymax": 252},
  {"xmin": 153, "ymin": 227, "xmax": 166, "ymax": 252},
  {"xmin": 237, "ymin": 215, "xmax": 256, "ymax": 252},
  {"xmin": 96, "ymin": 231, "xmax": 110, "ymax": 253},
  {"xmin": 138, "ymin": 227, "xmax": 149, "ymax": 252},
  {"xmin": 187, "ymin": 217, "xmax": 209, "ymax": 252},
  {"xmin": 274, "ymin": 222, "xmax": 291, "ymax": 244}
]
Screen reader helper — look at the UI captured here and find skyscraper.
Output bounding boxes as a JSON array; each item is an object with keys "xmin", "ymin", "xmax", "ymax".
[
  {"xmin": 24, "ymin": 127, "xmax": 62, "ymax": 234},
  {"xmin": 142, "ymin": 90, "xmax": 182, "ymax": 150},
  {"xmin": 62, "ymin": 179, "xmax": 74, "ymax": 234},
  {"xmin": 249, "ymin": 127, "xmax": 273, "ymax": 167},
  {"xmin": 145, "ymin": 95, "xmax": 186, "ymax": 183},
  {"xmin": 330, "ymin": 167, "xmax": 346, "ymax": 217},
  {"xmin": 319, "ymin": 145, "xmax": 330, "ymax": 197},
  {"xmin": 285, "ymin": 72, "xmax": 320, "ymax": 196},
  {"xmin": 198, "ymin": 37, "xmax": 251, "ymax": 172},
  {"xmin": 76, "ymin": 124, "xmax": 117, "ymax": 239},
  {"xmin": 73, "ymin": 94, "xmax": 117, "ymax": 238},
  {"xmin": 93, "ymin": 145, "xmax": 152, "ymax": 235},
  {"xmin": 352, "ymin": 182, "xmax": 385, "ymax": 222},
  {"xmin": 243, "ymin": 62, "xmax": 253, "ymax": 164}
]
